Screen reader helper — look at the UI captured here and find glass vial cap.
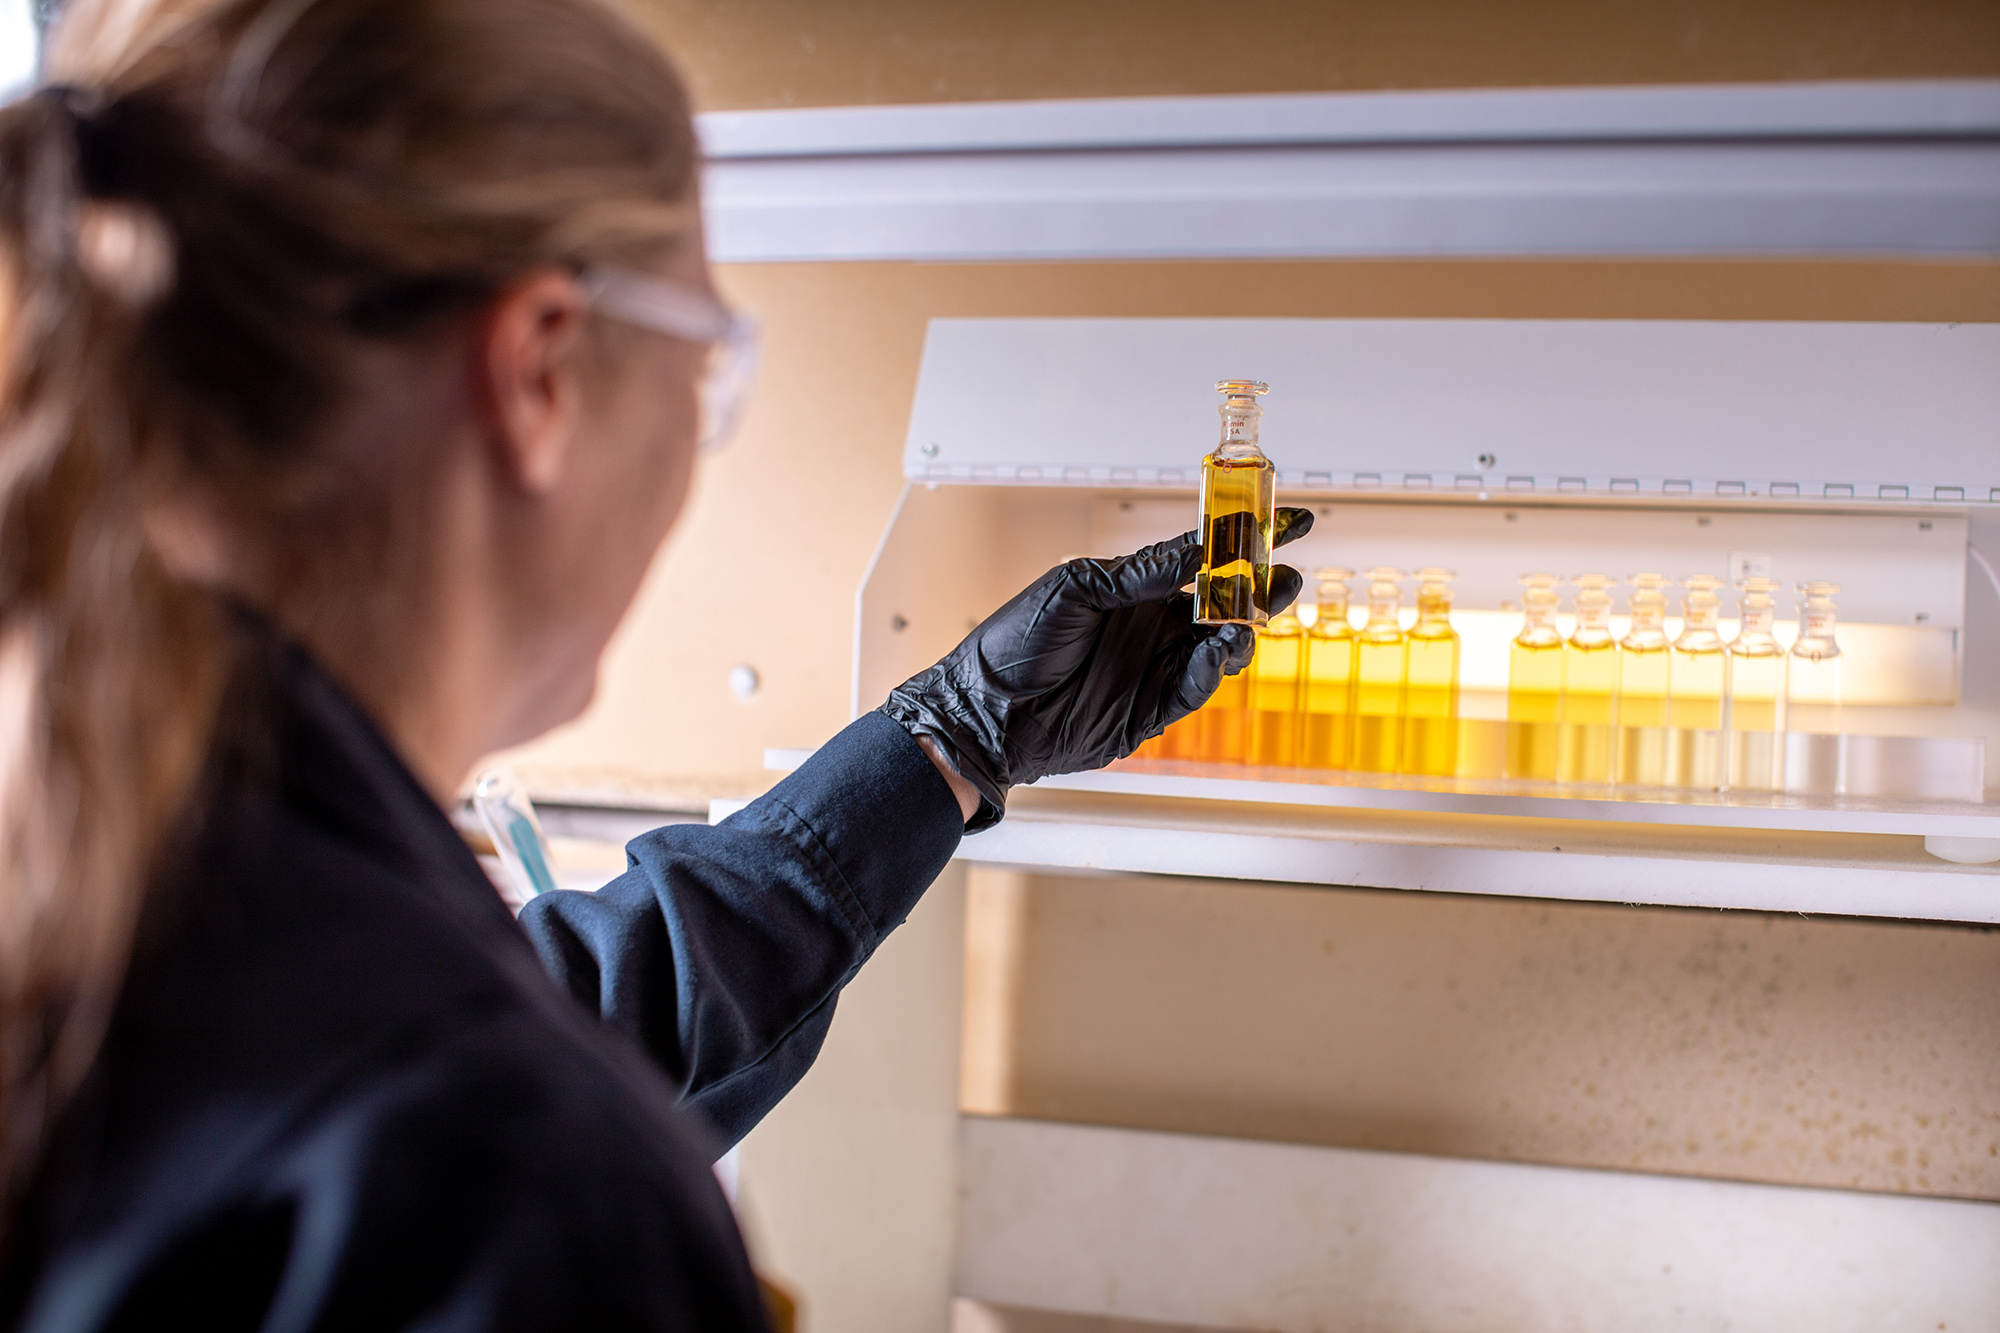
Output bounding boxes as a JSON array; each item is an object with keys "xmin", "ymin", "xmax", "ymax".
[
  {"xmin": 1315, "ymin": 566, "xmax": 1356, "ymax": 600},
  {"xmin": 1520, "ymin": 573, "xmax": 1564, "ymax": 604},
  {"xmin": 1216, "ymin": 379, "xmax": 1270, "ymax": 398}
]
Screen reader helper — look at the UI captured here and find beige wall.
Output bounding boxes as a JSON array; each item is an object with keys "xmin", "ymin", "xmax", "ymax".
[
  {"xmin": 634, "ymin": 0, "xmax": 2000, "ymax": 110},
  {"xmin": 963, "ymin": 869, "xmax": 2000, "ymax": 1202}
]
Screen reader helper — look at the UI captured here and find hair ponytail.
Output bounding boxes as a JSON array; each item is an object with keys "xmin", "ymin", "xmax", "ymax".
[{"xmin": 0, "ymin": 83, "xmax": 228, "ymax": 1198}]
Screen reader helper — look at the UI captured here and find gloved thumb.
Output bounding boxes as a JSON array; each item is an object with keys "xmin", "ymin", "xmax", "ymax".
[
  {"xmin": 1269, "ymin": 564, "xmax": 1304, "ymax": 615},
  {"xmin": 1172, "ymin": 625, "xmax": 1252, "ymax": 714}
]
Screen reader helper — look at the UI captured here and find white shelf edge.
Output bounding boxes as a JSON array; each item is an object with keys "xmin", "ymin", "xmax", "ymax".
[
  {"xmin": 766, "ymin": 745, "xmax": 2000, "ymax": 837},
  {"xmin": 765, "ymin": 745, "xmax": 2000, "ymax": 920},
  {"xmin": 963, "ymin": 810, "xmax": 2000, "ymax": 924},
  {"xmin": 1026, "ymin": 766, "xmax": 2000, "ymax": 839}
]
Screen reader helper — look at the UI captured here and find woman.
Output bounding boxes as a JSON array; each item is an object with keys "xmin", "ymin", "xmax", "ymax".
[{"xmin": 0, "ymin": 0, "xmax": 1305, "ymax": 1325}]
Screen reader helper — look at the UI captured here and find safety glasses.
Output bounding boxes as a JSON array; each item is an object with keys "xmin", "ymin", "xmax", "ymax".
[{"xmin": 579, "ymin": 266, "xmax": 762, "ymax": 455}]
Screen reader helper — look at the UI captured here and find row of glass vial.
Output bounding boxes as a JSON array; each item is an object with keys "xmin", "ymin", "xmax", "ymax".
[
  {"xmin": 1505, "ymin": 572, "xmax": 1841, "ymax": 790},
  {"xmin": 1140, "ymin": 566, "xmax": 1463, "ymax": 776},
  {"xmin": 1137, "ymin": 568, "xmax": 1846, "ymax": 792}
]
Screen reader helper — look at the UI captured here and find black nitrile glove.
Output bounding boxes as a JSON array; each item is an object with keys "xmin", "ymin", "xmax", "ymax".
[{"xmin": 883, "ymin": 507, "xmax": 1313, "ymax": 830}]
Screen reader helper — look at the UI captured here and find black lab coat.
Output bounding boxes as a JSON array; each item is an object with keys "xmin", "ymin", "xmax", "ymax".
[{"xmin": 0, "ymin": 632, "xmax": 963, "ymax": 1329}]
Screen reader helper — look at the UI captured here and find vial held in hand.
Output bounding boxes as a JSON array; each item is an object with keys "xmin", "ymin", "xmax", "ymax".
[{"xmin": 1195, "ymin": 379, "xmax": 1276, "ymax": 625}]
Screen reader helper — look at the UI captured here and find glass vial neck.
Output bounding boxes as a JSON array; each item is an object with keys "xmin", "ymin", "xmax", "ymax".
[
  {"xmin": 1622, "ymin": 573, "xmax": 1669, "ymax": 650},
  {"xmin": 1570, "ymin": 598, "xmax": 1614, "ymax": 646},
  {"xmin": 1313, "ymin": 566, "xmax": 1354, "ymax": 631},
  {"xmin": 1215, "ymin": 379, "xmax": 1268, "ymax": 459},
  {"xmin": 1675, "ymin": 586, "xmax": 1723, "ymax": 652},
  {"xmin": 1362, "ymin": 566, "xmax": 1405, "ymax": 633},
  {"xmin": 1568, "ymin": 574, "xmax": 1614, "ymax": 648},
  {"xmin": 1515, "ymin": 574, "xmax": 1563, "ymax": 647},
  {"xmin": 1731, "ymin": 591, "xmax": 1781, "ymax": 654},
  {"xmin": 1793, "ymin": 581, "xmax": 1842, "ymax": 660},
  {"xmin": 1413, "ymin": 567, "xmax": 1455, "ymax": 629}
]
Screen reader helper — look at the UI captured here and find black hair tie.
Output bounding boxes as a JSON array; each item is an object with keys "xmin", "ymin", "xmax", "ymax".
[{"xmin": 43, "ymin": 84, "xmax": 138, "ymax": 199}]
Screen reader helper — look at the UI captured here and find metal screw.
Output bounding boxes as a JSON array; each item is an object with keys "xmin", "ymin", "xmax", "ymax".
[
  {"xmin": 920, "ymin": 442, "xmax": 939, "ymax": 457},
  {"xmin": 890, "ymin": 614, "xmax": 909, "ymax": 632},
  {"xmin": 1476, "ymin": 452, "xmax": 1496, "ymax": 469}
]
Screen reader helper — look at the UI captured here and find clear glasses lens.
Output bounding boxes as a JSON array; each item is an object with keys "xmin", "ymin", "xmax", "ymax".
[
  {"xmin": 581, "ymin": 266, "xmax": 761, "ymax": 456},
  {"xmin": 699, "ymin": 312, "xmax": 761, "ymax": 455}
]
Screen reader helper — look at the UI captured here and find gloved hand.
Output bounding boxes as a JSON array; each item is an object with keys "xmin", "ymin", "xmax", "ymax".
[{"xmin": 883, "ymin": 507, "xmax": 1313, "ymax": 830}]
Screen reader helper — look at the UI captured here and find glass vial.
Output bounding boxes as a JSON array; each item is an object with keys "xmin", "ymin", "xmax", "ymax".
[
  {"xmin": 1616, "ymin": 573, "xmax": 1671, "ymax": 787},
  {"xmin": 1786, "ymin": 581, "xmax": 1844, "ymax": 735},
  {"xmin": 1559, "ymin": 574, "xmax": 1619, "ymax": 785},
  {"xmin": 1248, "ymin": 603, "xmax": 1307, "ymax": 766},
  {"xmin": 1402, "ymin": 568, "xmax": 1460, "ymax": 778},
  {"xmin": 1725, "ymin": 577, "xmax": 1786, "ymax": 791},
  {"xmin": 1195, "ymin": 379, "xmax": 1276, "ymax": 626},
  {"xmin": 1350, "ymin": 567, "xmax": 1408, "ymax": 773},
  {"xmin": 1667, "ymin": 574, "xmax": 1727, "ymax": 790},
  {"xmin": 1301, "ymin": 567, "xmax": 1358, "ymax": 771},
  {"xmin": 1505, "ymin": 574, "xmax": 1564, "ymax": 782}
]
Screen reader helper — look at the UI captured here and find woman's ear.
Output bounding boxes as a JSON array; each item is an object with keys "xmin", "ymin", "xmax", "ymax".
[{"xmin": 475, "ymin": 270, "xmax": 590, "ymax": 494}]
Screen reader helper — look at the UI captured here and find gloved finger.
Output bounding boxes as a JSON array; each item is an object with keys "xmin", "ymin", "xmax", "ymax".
[
  {"xmin": 1074, "ymin": 508, "xmax": 1308, "ymax": 614},
  {"xmin": 1268, "ymin": 564, "xmax": 1303, "ymax": 615},
  {"xmin": 1173, "ymin": 630, "xmax": 1234, "ymax": 711},
  {"xmin": 1173, "ymin": 625, "xmax": 1256, "ymax": 715},
  {"xmin": 1215, "ymin": 623, "xmax": 1255, "ymax": 673},
  {"xmin": 1067, "ymin": 530, "xmax": 1204, "ymax": 611}
]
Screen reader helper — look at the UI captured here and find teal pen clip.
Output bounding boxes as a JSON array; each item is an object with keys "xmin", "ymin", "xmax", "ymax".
[{"xmin": 471, "ymin": 767, "xmax": 559, "ymax": 899}]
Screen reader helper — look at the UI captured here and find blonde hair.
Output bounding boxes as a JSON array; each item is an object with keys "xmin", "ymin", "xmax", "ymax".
[{"xmin": 0, "ymin": 0, "xmax": 700, "ymax": 1201}]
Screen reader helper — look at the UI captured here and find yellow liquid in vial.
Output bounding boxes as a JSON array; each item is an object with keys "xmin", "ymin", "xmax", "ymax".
[
  {"xmin": 1727, "ymin": 652, "xmax": 1785, "ymax": 790},
  {"xmin": 1302, "ymin": 625, "xmax": 1356, "ymax": 770},
  {"xmin": 1195, "ymin": 455, "xmax": 1275, "ymax": 626},
  {"xmin": 1198, "ymin": 665, "xmax": 1251, "ymax": 764},
  {"xmin": 1248, "ymin": 622, "xmax": 1304, "ymax": 766},
  {"xmin": 1351, "ymin": 634, "xmax": 1406, "ymax": 773},
  {"xmin": 1402, "ymin": 628, "xmax": 1459, "ymax": 778},
  {"xmin": 1558, "ymin": 641, "xmax": 1618, "ymax": 785},
  {"xmin": 1157, "ymin": 712, "xmax": 1201, "ymax": 760},
  {"xmin": 1505, "ymin": 641, "xmax": 1563, "ymax": 781},
  {"xmin": 1667, "ymin": 647, "xmax": 1725, "ymax": 789},
  {"xmin": 1616, "ymin": 645, "xmax": 1668, "ymax": 787}
]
